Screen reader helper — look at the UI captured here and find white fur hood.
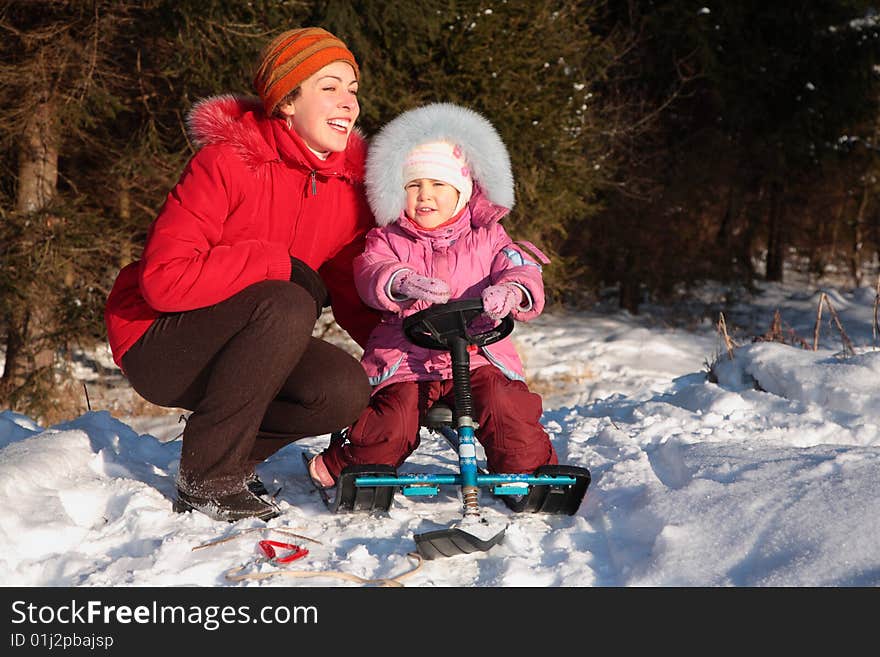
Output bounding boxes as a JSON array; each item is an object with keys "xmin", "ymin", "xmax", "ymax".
[{"xmin": 365, "ymin": 103, "xmax": 514, "ymax": 226}]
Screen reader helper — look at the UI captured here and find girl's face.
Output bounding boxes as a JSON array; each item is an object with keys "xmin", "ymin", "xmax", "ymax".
[
  {"xmin": 405, "ymin": 179, "xmax": 460, "ymax": 228},
  {"xmin": 278, "ymin": 61, "xmax": 359, "ymax": 154}
]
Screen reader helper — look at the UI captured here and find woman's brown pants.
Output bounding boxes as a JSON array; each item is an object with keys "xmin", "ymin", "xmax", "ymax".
[{"xmin": 122, "ymin": 281, "xmax": 371, "ymax": 497}]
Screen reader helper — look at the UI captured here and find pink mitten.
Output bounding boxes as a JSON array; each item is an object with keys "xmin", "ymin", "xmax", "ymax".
[
  {"xmin": 391, "ymin": 270, "xmax": 451, "ymax": 304},
  {"xmin": 481, "ymin": 284, "xmax": 522, "ymax": 321}
]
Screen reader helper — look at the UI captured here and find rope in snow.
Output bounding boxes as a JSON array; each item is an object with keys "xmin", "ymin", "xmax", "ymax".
[
  {"xmin": 191, "ymin": 526, "xmax": 324, "ymax": 551},
  {"xmin": 191, "ymin": 527, "xmax": 424, "ymax": 587},
  {"xmin": 223, "ymin": 551, "xmax": 424, "ymax": 587}
]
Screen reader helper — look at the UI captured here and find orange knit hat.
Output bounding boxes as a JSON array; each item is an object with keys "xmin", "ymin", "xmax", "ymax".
[{"xmin": 253, "ymin": 27, "xmax": 359, "ymax": 116}]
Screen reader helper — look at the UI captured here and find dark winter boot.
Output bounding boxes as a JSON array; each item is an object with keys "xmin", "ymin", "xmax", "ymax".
[
  {"xmin": 245, "ymin": 471, "xmax": 270, "ymax": 497},
  {"xmin": 173, "ymin": 487, "xmax": 280, "ymax": 522}
]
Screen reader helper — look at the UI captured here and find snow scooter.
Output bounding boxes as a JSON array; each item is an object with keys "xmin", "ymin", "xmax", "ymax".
[{"xmin": 308, "ymin": 299, "xmax": 591, "ymax": 560}]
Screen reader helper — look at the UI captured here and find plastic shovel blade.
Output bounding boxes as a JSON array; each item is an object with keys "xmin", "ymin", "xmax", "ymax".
[{"xmin": 414, "ymin": 515, "xmax": 507, "ymax": 560}]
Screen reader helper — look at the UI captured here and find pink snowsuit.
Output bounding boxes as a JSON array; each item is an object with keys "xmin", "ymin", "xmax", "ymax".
[{"xmin": 320, "ymin": 187, "xmax": 559, "ymax": 478}]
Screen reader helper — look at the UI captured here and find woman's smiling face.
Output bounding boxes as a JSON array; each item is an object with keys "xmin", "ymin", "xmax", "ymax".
[{"xmin": 279, "ymin": 61, "xmax": 359, "ymax": 154}]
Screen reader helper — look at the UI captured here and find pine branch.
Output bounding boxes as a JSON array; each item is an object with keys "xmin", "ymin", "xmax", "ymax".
[{"xmin": 873, "ymin": 273, "xmax": 879, "ymax": 346}]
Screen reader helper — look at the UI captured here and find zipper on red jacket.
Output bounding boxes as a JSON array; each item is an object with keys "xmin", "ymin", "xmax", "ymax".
[{"xmin": 310, "ymin": 170, "xmax": 317, "ymax": 196}]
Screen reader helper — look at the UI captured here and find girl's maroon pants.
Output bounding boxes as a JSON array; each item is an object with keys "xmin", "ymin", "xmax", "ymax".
[{"xmin": 321, "ymin": 365, "xmax": 558, "ymax": 479}]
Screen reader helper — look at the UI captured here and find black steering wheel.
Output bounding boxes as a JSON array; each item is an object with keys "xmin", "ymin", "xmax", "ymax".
[{"xmin": 402, "ymin": 299, "xmax": 514, "ymax": 351}]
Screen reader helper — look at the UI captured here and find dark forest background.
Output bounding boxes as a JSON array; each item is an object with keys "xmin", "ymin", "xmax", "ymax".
[{"xmin": 3, "ymin": 0, "xmax": 880, "ymax": 421}]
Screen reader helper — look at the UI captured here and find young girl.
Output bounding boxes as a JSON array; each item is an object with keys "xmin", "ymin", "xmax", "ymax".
[{"xmin": 308, "ymin": 102, "xmax": 558, "ymax": 487}]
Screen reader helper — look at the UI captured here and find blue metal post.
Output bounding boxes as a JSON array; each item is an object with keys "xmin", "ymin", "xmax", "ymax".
[{"xmin": 457, "ymin": 422, "xmax": 478, "ymax": 489}]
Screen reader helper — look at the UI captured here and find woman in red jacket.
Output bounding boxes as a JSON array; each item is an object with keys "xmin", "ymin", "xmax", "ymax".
[{"xmin": 104, "ymin": 27, "xmax": 379, "ymax": 522}]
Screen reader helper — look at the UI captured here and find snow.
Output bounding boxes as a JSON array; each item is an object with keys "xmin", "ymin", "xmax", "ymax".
[{"xmin": 2, "ymin": 280, "xmax": 880, "ymax": 587}]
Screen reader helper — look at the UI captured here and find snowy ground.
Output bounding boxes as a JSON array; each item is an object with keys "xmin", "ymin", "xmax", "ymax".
[{"xmin": 2, "ymin": 278, "xmax": 879, "ymax": 587}]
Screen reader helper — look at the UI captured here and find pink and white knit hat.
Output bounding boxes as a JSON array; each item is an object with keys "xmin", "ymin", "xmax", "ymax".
[{"xmin": 402, "ymin": 141, "xmax": 473, "ymax": 215}]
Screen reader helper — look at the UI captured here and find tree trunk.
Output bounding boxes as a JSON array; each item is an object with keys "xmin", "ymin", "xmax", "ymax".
[
  {"xmin": 16, "ymin": 96, "xmax": 58, "ymax": 214},
  {"xmin": 118, "ymin": 182, "xmax": 133, "ymax": 268},
  {"xmin": 829, "ymin": 200, "xmax": 844, "ymax": 265},
  {"xmin": 5, "ymin": 95, "xmax": 60, "ymax": 408},
  {"xmin": 619, "ymin": 279, "xmax": 641, "ymax": 314},
  {"xmin": 717, "ymin": 185, "xmax": 737, "ymax": 250},
  {"xmin": 719, "ymin": 184, "xmax": 757, "ymax": 280},
  {"xmin": 765, "ymin": 183, "xmax": 785, "ymax": 282},
  {"xmin": 618, "ymin": 250, "xmax": 641, "ymax": 314},
  {"xmin": 0, "ymin": 309, "xmax": 28, "ymax": 401},
  {"xmin": 850, "ymin": 184, "xmax": 869, "ymax": 288}
]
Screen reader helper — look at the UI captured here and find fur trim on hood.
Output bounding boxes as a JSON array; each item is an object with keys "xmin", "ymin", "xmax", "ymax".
[
  {"xmin": 185, "ymin": 93, "xmax": 367, "ymax": 181},
  {"xmin": 365, "ymin": 103, "xmax": 514, "ymax": 226}
]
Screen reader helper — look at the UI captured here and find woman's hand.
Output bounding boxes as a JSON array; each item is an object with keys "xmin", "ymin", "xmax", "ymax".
[{"xmin": 290, "ymin": 257, "xmax": 329, "ymax": 317}]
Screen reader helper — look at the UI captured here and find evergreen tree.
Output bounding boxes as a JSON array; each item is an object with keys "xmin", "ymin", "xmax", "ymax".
[
  {"xmin": 585, "ymin": 0, "xmax": 880, "ymax": 312},
  {"xmin": 0, "ymin": 0, "xmax": 144, "ymax": 418},
  {"xmin": 317, "ymin": 0, "xmax": 620, "ymax": 299},
  {"xmin": 0, "ymin": 1, "xmax": 314, "ymax": 420},
  {"xmin": 4, "ymin": 0, "xmax": 880, "ymax": 415}
]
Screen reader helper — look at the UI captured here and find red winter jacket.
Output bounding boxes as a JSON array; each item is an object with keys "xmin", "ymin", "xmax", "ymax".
[{"xmin": 104, "ymin": 94, "xmax": 380, "ymax": 369}]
